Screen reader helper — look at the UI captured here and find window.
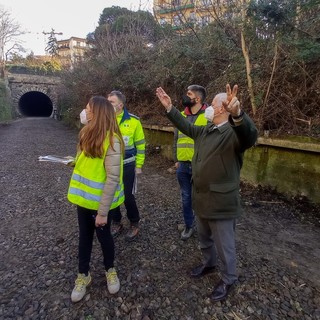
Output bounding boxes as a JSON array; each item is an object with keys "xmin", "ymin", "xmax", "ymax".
[
  {"xmin": 200, "ymin": 15, "xmax": 210, "ymax": 26},
  {"xmin": 172, "ymin": 0, "xmax": 181, "ymax": 6},
  {"xmin": 201, "ymin": 0, "xmax": 212, "ymax": 7},
  {"xmin": 173, "ymin": 15, "xmax": 181, "ymax": 26},
  {"xmin": 189, "ymin": 11, "xmax": 196, "ymax": 23},
  {"xmin": 160, "ymin": 17, "xmax": 167, "ymax": 25}
]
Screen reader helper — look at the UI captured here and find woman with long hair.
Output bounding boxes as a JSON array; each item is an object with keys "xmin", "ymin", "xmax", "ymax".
[{"xmin": 67, "ymin": 96, "xmax": 124, "ymax": 302}]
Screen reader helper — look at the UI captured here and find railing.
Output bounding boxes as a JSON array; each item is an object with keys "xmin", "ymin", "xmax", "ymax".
[
  {"xmin": 6, "ymin": 65, "xmax": 61, "ymax": 76},
  {"xmin": 154, "ymin": 3, "xmax": 195, "ymax": 14}
]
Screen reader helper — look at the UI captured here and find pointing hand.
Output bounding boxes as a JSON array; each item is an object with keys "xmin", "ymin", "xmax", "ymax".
[{"xmin": 156, "ymin": 87, "xmax": 173, "ymax": 111}]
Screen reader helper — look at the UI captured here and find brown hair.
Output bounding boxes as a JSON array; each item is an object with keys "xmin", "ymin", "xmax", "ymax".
[{"xmin": 78, "ymin": 96, "xmax": 124, "ymax": 158}]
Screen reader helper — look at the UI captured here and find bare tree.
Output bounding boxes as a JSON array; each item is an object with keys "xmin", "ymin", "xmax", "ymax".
[{"xmin": 0, "ymin": 8, "xmax": 24, "ymax": 77}]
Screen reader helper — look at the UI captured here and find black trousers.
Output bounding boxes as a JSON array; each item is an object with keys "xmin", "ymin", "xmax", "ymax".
[
  {"xmin": 110, "ymin": 163, "xmax": 140, "ymax": 226},
  {"xmin": 77, "ymin": 206, "xmax": 114, "ymax": 274}
]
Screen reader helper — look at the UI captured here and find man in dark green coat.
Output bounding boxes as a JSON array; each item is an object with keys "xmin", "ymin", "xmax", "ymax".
[{"xmin": 156, "ymin": 84, "xmax": 258, "ymax": 302}]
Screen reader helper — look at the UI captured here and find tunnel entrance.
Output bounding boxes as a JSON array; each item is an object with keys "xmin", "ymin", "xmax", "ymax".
[{"xmin": 19, "ymin": 91, "xmax": 53, "ymax": 117}]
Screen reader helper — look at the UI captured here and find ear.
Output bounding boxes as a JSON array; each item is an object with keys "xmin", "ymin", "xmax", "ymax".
[{"xmin": 218, "ymin": 105, "xmax": 226, "ymax": 114}]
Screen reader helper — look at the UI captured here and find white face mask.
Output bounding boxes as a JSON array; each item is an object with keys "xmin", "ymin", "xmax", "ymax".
[
  {"xmin": 205, "ymin": 106, "xmax": 215, "ymax": 122},
  {"xmin": 80, "ymin": 109, "xmax": 88, "ymax": 125}
]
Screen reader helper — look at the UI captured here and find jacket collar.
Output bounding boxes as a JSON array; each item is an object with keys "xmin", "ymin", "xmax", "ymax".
[
  {"xmin": 118, "ymin": 107, "xmax": 130, "ymax": 124},
  {"xmin": 184, "ymin": 103, "xmax": 207, "ymax": 116},
  {"xmin": 208, "ymin": 120, "xmax": 229, "ymax": 133}
]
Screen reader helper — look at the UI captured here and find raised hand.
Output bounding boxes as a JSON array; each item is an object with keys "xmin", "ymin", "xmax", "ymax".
[
  {"xmin": 222, "ymin": 84, "xmax": 241, "ymax": 117},
  {"xmin": 156, "ymin": 87, "xmax": 173, "ymax": 111}
]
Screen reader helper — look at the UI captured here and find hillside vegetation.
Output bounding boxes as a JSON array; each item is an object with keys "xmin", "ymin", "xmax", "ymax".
[
  {"xmin": 0, "ymin": 80, "xmax": 12, "ymax": 122},
  {"xmin": 58, "ymin": 1, "xmax": 320, "ymax": 138}
]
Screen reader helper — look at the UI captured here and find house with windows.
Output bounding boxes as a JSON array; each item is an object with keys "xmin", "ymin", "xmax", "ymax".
[
  {"xmin": 153, "ymin": 0, "xmax": 218, "ymax": 30},
  {"xmin": 56, "ymin": 37, "xmax": 90, "ymax": 67}
]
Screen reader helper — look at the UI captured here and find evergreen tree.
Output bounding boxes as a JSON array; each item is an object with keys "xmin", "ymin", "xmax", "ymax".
[{"xmin": 45, "ymin": 28, "xmax": 58, "ymax": 56}]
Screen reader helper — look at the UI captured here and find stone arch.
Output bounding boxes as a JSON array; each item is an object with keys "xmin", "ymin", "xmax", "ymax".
[
  {"xmin": 7, "ymin": 73, "xmax": 61, "ymax": 118},
  {"xmin": 14, "ymin": 86, "xmax": 58, "ymax": 117},
  {"xmin": 18, "ymin": 91, "xmax": 53, "ymax": 117}
]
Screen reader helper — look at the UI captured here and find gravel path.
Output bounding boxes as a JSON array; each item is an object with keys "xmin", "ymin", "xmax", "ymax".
[{"xmin": 0, "ymin": 118, "xmax": 319, "ymax": 320}]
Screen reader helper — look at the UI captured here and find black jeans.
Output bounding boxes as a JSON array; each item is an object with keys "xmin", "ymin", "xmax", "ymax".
[
  {"xmin": 77, "ymin": 206, "xmax": 114, "ymax": 274},
  {"xmin": 110, "ymin": 163, "xmax": 140, "ymax": 226}
]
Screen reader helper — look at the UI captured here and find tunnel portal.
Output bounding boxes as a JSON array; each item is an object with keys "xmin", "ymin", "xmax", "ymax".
[{"xmin": 19, "ymin": 91, "xmax": 53, "ymax": 117}]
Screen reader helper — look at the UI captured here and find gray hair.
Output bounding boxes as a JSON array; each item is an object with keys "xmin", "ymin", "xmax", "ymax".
[
  {"xmin": 108, "ymin": 90, "xmax": 126, "ymax": 104},
  {"xmin": 214, "ymin": 93, "xmax": 227, "ymax": 107}
]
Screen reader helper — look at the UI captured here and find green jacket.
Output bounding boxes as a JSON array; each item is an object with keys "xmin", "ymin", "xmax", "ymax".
[{"xmin": 167, "ymin": 107, "xmax": 258, "ymax": 220}]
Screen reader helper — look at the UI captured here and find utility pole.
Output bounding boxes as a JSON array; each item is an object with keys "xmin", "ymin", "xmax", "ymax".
[
  {"xmin": 42, "ymin": 29, "xmax": 63, "ymax": 37},
  {"xmin": 42, "ymin": 28, "xmax": 63, "ymax": 56}
]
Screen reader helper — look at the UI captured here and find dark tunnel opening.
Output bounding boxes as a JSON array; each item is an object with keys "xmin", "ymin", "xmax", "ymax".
[{"xmin": 19, "ymin": 91, "xmax": 53, "ymax": 117}]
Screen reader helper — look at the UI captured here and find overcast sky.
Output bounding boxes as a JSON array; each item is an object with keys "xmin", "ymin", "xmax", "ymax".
[{"xmin": 0, "ymin": 0, "xmax": 152, "ymax": 55}]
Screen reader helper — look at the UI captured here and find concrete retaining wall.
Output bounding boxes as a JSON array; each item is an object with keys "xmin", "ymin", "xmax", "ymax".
[{"xmin": 143, "ymin": 124, "xmax": 320, "ymax": 204}]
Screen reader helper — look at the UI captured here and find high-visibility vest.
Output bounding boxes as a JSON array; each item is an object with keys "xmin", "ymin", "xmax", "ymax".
[
  {"xmin": 117, "ymin": 108, "xmax": 145, "ymax": 168},
  {"xmin": 177, "ymin": 112, "xmax": 207, "ymax": 161},
  {"xmin": 67, "ymin": 134, "xmax": 124, "ymax": 210}
]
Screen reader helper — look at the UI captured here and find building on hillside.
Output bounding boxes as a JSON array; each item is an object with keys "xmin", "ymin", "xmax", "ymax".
[
  {"xmin": 153, "ymin": 0, "xmax": 220, "ymax": 30},
  {"xmin": 56, "ymin": 37, "xmax": 90, "ymax": 67}
]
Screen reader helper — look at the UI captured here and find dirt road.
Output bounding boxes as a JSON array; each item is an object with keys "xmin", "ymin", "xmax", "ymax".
[{"xmin": 0, "ymin": 118, "xmax": 319, "ymax": 320}]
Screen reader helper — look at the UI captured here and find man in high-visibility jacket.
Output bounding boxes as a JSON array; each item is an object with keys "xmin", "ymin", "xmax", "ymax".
[
  {"xmin": 107, "ymin": 90, "xmax": 145, "ymax": 241},
  {"xmin": 173, "ymin": 85, "xmax": 208, "ymax": 240}
]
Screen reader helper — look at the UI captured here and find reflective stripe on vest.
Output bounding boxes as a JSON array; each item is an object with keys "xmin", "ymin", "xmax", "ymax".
[
  {"xmin": 68, "ymin": 183, "xmax": 124, "ymax": 206},
  {"xmin": 124, "ymin": 156, "xmax": 135, "ymax": 164},
  {"xmin": 67, "ymin": 134, "xmax": 124, "ymax": 210},
  {"xmin": 177, "ymin": 112, "xmax": 207, "ymax": 161},
  {"xmin": 135, "ymin": 139, "xmax": 145, "ymax": 145}
]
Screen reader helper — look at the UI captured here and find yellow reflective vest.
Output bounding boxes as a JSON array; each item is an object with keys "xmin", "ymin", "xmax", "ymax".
[
  {"xmin": 176, "ymin": 109, "xmax": 208, "ymax": 161},
  {"xmin": 67, "ymin": 134, "xmax": 124, "ymax": 211},
  {"xmin": 117, "ymin": 108, "xmax": 145, "ymax": 168}
]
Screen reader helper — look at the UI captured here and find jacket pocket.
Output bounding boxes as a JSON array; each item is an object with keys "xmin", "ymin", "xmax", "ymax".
[
  {"xmin": 209, "ymin": 182, "xmax": 238, "ymax": 193},
  {"xmin": 205, "ymin": 182, "xmax": 239, "ymax": 214}
]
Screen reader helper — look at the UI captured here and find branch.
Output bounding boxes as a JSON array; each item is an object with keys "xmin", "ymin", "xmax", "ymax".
[{"xmin": 263, "ymin": 36, "xmax": 279, "ymax": 110}]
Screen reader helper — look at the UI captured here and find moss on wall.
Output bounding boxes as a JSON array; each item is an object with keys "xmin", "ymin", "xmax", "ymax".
[
  {"xmin": 241, "ymin": 145, "xmax": 320, "ymax": 203},
  {"xmin": 144, "ymin": 127, "xmax": 174, "ymax": 160},
  {"xmin": 144, "ymin": 125, "xmax": 320, "ymax": 204},
  {"xmin": 0, "ymin": 79, "xmax": 12, "ymax": 121}
]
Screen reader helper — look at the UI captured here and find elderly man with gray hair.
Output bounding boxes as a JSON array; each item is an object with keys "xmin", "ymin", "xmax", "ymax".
[{"xmin": 156, "ymin": 84, "xmax": 257, "ymax": 302}]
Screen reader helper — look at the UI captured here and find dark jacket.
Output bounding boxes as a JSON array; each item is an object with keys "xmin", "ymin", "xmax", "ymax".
[{"xmin": 167, "ymin": 107, "xmax": 258, "ymax": 220}]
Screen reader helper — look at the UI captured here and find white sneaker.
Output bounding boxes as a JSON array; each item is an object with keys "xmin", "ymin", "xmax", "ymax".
[
  {"xmin": 106, "ymin": 268, "xmax": 120, "ymax": 294},
  {"xmin": 181, "ymin": 227, "xmax": 194, "ymax": 240},
  {"xmin": 71, "ymin": 273, "xmax": 92, "ymax": 302}
]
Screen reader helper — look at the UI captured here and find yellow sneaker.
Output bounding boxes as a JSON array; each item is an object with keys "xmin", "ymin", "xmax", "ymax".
[
  {"xmin": 106, "ymin": 268, "xmax": 120, "ymax": 294},
  {"xmin": 71, "ymin": 273, "xmax": 92, "ymax": 302}
]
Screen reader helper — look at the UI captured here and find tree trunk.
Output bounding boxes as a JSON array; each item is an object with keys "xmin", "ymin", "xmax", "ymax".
[
  {"xmin": 263, "ymin": 37, "xmax": 279, "ymax": 109},
  {"xmin": 240, "ymin": 30, "xmax": 256, "ymax": 115}
]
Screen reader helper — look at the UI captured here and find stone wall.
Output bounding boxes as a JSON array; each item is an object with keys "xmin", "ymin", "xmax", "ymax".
[{"xmin": 7, "ymin": 73, "xmax": 61, "ymax": 117}]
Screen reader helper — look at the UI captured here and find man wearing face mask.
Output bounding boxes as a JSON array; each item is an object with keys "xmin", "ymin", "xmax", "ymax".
[
  {"xmin": 107, "ymin": 90, "xmax": 146, "ymax": 241},
  {"xmin": 173, "ymin": 85, "xmax": 208, "ymax": 240},
  {"xmin": 156, "ymin": 84, "xmax": 257, "ymax": 302}
]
